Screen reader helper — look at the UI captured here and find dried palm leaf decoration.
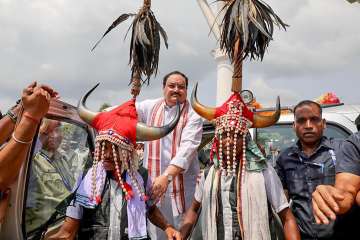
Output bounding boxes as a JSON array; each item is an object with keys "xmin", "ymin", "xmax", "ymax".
[
  {"xmin": 218, "ymin": 0, "xmax": 288, "ymax": 61},
  {"xmin": 92, "ymin": 0, "xmax": 168, "ymax": 97},
  {"xmin": 215, "ymin": 0, "xmax": 288, "ymax": 92},
  {"xmin": 214, "ymin": 0, "xmax": 288, "ymax": 234}
]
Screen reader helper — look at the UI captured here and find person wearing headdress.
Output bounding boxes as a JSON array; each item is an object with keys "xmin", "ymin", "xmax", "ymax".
[
  {"xmin": 49, "ymin": 84, "xmax": 182, "ymax": 239},
  {"xmin": 86, "ymin": 0, "xmax": 202, "ymax": 237},
  {"xmin": 180, "ymin": 88, "xmax": 299, "ymax": 240},
  {"xmin": 48, "ymin": 0, "xmax": 184, "ymax": 238},
  {"xmin": 179, "ymin": 0, "xmax": 300, "ymax": 239}
]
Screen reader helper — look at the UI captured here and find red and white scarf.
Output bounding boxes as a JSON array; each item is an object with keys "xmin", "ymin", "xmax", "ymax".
[{"xmin": 147, "ymin": 99, "xmax": 189, "ymax": 216}]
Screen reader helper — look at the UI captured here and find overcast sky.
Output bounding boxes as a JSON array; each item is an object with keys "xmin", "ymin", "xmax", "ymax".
[{"xmin": 1, "ymin": 0, "xmax": 359, "ymax": 112}]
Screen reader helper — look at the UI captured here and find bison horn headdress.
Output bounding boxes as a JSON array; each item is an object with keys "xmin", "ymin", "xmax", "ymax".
[
  {"xmin": 192, "ymin": 0, "xmax": 287, "ymax": 118},
  {"xmin": 76, "ymin": 0, "xmax": 175, "ymax": 206},
  {"xmin": 192, "ymin": 1, "xmax": 287, "ymax": 238},
  {"xmin": 191, "ymin": 0, "xmax": 287, "ymax": 174},
  {"xmin": 191, "ymin": 0, "xmax": 287, "ymax": 173},
  {"xmin": 78, "ymin": 83, "xmax": 181, "ymax": 142},
  {"xmin": 77, "ymin": 83, "xmax": 180, "ymax": 203}
]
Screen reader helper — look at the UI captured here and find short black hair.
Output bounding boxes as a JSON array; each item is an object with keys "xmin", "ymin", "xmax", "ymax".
[
  {"xmin": 162, "ymin": 70, "xmax": 188, "ymax": 89},
  {"xmin": 293, "ymin": 100, "xmax": 322, "ymax": 116}
]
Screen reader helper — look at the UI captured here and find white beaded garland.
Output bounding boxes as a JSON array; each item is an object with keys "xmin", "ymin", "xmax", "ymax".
[
  {"xmin": 89, "ymin": 129, "xmax": 145, "ymax": 203},
  {"xmin": 214, "ymin": 99, "xmax": 251, "ymax": 176}
]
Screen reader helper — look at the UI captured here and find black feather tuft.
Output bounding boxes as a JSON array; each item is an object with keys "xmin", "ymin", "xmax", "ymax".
[
  {"xmin": 92, "ymin": 6, "xmax": 168, "ymax": 85},
  {"xmin": 91, "ymin": 13, "xmax": 135, "ymax": 51},
  {"xmin": 218, "ymin": 0, "xmax": 288, "ymax": 62}
]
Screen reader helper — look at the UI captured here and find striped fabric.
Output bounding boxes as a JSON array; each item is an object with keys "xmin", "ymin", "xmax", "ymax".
[
  {"xmin": 147, "ymin": 99, "xmax": 189, "ymax": 216},
  {"xmin": 201, "ymin": 166, "xmax": 270, "ymax": 240}
]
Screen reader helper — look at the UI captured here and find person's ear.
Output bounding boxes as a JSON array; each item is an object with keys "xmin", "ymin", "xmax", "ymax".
[{"xmin": 323, "ymin": 119, "xmax": 327, "ymax": 129}]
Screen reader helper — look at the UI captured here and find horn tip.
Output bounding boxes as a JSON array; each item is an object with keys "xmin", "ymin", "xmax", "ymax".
[
  {"xmin": 193, "ymin": 82, "xmax": 198, "ymax": 92},
  {"xmin": 93, "ymin": 82, "xmax": 100, "ymax": 89}
]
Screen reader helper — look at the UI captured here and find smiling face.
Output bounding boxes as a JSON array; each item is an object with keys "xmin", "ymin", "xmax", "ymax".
[
  {"xmin": 293, "ymin": 103, "xmax": 326, "ymax": 147},
  {"xmin": 163, "ymin": 74, "xmax": 187, "ymax": 106}
]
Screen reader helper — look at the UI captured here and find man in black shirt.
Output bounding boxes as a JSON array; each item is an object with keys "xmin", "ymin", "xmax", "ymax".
[{"xmin": 275, "ymin": 100, "xmax": 343, "ymax": 239}]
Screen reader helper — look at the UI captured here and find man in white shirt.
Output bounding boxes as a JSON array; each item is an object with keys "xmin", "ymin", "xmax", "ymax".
[{"xmin": 136, "ymin": 71, "xmax": 203, "ymax": 239}]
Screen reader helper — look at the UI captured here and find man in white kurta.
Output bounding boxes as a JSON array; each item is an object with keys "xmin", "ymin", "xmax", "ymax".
[{"xmin": 136, "ymin": 71, "xmax": 203, "ymax": 239}]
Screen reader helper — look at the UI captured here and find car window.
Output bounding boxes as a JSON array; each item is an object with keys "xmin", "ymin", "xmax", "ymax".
[
  {"xmin": 255, "ymin": 123, "xmax": 350, "ymax": 166},
  {"xmin": 24, "ymin": 118, "xmax": 92, "ymax": 236}
]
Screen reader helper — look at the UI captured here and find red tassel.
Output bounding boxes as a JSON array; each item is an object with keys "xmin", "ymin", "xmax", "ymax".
[
  {"xmin": 95, "ymin": 195, "xmax": 102, "ymax": 204},
  {"xmin": 123, "ymin": 182, "xmax": 132, "ymax": 192},
  {"xmin": 125, "ymin": 193, "xmax": 132, "ymax": 201},
  {"xmin": 125, "ymin": 191, "xmax": 134, "ymax": 200},
  {"xmin": 210, "ymin": 138, "xmax": 219, "ymax": 162},
  {"xmin": 123, "ymin": 182, "xmax": 134, "ymax": 200},
  {"xmin": 142, "ymin": 194, "xmax": 149, "ymax": 201}
]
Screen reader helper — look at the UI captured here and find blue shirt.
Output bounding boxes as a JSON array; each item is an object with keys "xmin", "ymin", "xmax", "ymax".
[
  {"xmin": 275, "ymin": 136, "xmax": 342, "ymax": 239},
  {"xmin": 337, "ymin": 131, "xmax": 360, "ymax": 175}
]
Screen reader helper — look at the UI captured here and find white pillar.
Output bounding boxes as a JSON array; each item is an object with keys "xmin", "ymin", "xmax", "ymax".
[
  {"xmin": 197, "ymin": 0, "xmax": 233, "ymax": 105},
  {"xmin": 212, "ymin": 48, "xmax": 233, "ymax": 105}
]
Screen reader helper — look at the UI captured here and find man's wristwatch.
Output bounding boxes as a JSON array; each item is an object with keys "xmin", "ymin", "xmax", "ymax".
[{"xmin": 163, "ymin": 172, "xmax": 173, "ymax": 184}]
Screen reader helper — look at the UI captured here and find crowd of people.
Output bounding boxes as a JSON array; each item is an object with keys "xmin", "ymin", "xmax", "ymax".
[{"xmin": 0, "ymin": 72, "xmax": 360, "ymax": 240}]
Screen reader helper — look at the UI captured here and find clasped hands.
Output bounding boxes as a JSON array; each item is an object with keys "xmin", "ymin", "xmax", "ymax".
[
  {"xmin": 312, "ymin": 185, "xmax": 347, "ymax": 225},
  {"xmin": 150, "ymin": 174, "xmax": 170, "ymax": 203},
  {"xmin": 21, "ymin": 81, "xmax": 58, "ymax": 122}
]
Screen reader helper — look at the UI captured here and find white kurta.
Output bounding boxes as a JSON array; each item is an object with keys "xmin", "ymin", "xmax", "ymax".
[
  {"xmin": 136, "ymin": 98, "xmax": 203, "ymax": 239},
  {"xmin": 194, "ymin": 162, "xmax": 289, "ymax": 240}
]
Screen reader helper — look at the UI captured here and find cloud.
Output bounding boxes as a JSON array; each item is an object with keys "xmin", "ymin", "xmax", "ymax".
[
  {"xmin": 247, "ymin": 78, "xmax": 300, "ymax": 107},
  {"xmin": 0, "ymin": 0, "xmax": 359, "ymax": 114},
  {"xmin": 174, "ymin": 41, "xmax": 199, "ymax": 57}
]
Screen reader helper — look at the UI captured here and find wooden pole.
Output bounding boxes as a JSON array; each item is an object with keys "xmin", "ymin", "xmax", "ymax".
[
  {"xmin": 131, "ymin": 71, "xmax": 142, "ymax": 98},
  {"xmin": 144, "ymin": 0, "xmax": 151, "ymax": 8},
  {"xmin": 231, "ymin": 39, "xmax": 242, "ymax": 92}
]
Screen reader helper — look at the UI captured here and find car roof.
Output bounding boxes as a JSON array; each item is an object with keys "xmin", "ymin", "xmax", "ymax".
[
  {"xmin": 276, "ymin": 104, "xmax": 360, "ymax": 134},
  {"xmin": 202, "ymin": 104, "xmax": 360, "ymax": 133},
  {"xmin": 46, "ymin": 99, "xmax": 87, "ymax": 125},
  {"xmin": 323, "ymin": 104, "xmax": 360, "ymax": 122}
]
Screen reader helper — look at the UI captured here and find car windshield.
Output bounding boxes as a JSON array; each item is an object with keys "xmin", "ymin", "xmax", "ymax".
[
  {"xmin": 24, "ymin": 118, "xmax": 92, "ymax": 236},
  {"xmin": 255, "ymin": 122, "xmax": 350, "ymax": 166}
]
